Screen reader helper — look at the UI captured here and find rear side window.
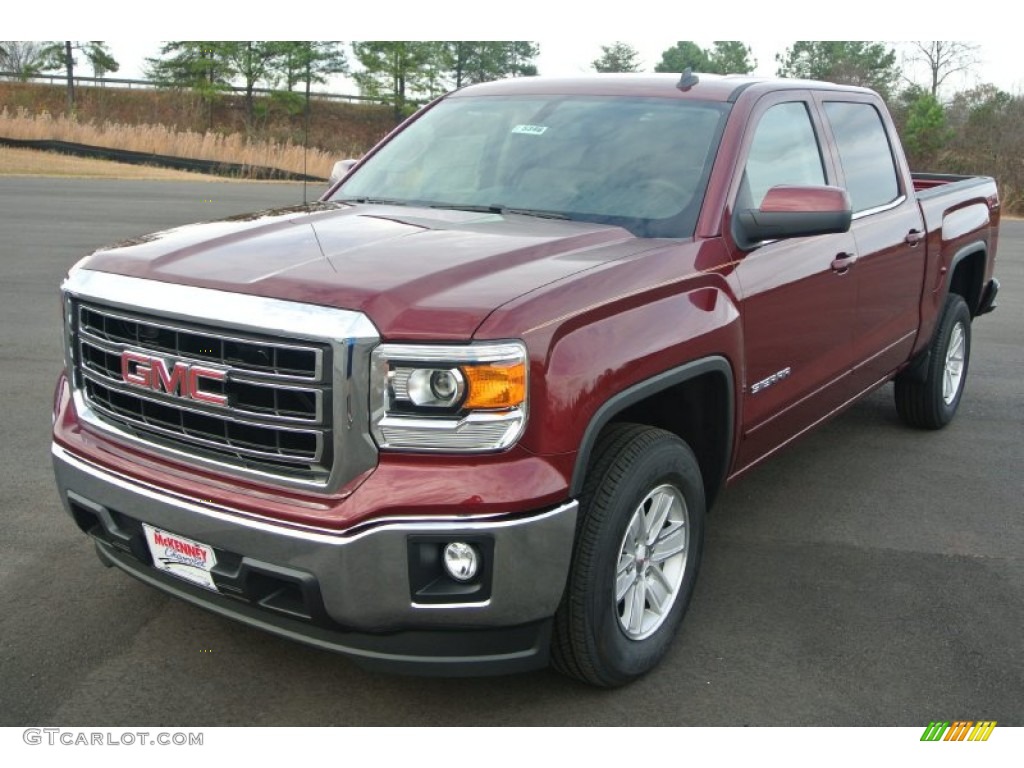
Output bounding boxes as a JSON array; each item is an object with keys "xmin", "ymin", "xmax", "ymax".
[
  {"xmin": 741, "ymin": 101, "xmax": 826, "ymax": 208},
  {"xmin": 823, "ymin": 102, "xmax": 900, "ymax": 213}
]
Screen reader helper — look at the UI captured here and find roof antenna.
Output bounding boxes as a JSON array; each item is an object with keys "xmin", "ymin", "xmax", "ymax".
[
  {"xmin": 302, "ymin": 60, "xmax": 311, "ymax": 206},
  {"xmin": 677, "ymin": 68, "xmax": 699, "ymax": 91}
]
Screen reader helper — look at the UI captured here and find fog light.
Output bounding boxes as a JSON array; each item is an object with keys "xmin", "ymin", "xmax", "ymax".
[{"xmin": 442, "ymin": 542, "xmax": 480, "ymax": 582}]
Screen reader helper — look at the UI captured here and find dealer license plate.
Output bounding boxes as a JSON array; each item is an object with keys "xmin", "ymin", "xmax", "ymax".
[{"xmin": 142, "ymin": 524, "xmax": 219, "ymax": 592}]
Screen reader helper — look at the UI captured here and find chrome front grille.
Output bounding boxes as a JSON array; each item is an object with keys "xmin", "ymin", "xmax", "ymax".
[
  {"xmin": 78, "ymin": 305, "xmax": 322, "ymax": 379},
  {"xmin": 73, "ymin": 302, "xmax": 333, "ymax": 482}
]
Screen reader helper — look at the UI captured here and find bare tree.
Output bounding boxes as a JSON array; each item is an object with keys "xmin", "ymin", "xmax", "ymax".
[
  {"xmin": 0, "ymin": 41, "xmax": 55, "ymax": 80},
  {"xmin": 907, "ymin": 41, "xmax": 979, "ymax": 99}
]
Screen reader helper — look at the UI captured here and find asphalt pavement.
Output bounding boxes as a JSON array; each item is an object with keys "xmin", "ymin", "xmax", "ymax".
[{"xmin": 0, "ymin": 178, "xmax": 1020, "ymax": 726}]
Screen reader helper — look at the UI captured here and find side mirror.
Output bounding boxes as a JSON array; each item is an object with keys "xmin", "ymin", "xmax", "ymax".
[
  {"xmin": 733, "ymin": 185, "xmax": 852, "ymax": 250},
  {"xmin": 328, "ymin": 159, "xmax": 358, "ymax": 187}
]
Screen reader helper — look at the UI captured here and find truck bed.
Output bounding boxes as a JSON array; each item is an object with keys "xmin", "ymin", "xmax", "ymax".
[{"xmin": 912, "ymin": 172, "xmax": 994, "ymax": 197}]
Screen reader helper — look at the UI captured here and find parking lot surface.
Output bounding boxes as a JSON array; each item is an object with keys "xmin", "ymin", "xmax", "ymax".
[{"xmin": 1, "ymin": 178, "xmax": 1020, "ymax": 725}]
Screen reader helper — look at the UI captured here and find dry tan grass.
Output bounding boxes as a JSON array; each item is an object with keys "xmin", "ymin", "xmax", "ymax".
[
  {"xmin": 0, "ymin": 146, "xmax": 234, "ymax": 180},
  {"xmin": 0, "ymin": 107, "xmax": 337, "ymax": 179}
]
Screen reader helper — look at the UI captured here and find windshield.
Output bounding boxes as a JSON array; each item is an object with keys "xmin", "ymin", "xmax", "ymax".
[{"xmin": 332, "ymin": 94, "xmax": 730, "ymax": 238}]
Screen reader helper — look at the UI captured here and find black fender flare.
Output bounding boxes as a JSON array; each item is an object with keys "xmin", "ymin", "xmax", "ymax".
[
  {"xmin": 946, "ymin": 240, "xmax": 988, "ymax": 314},
  {"xmin": 569, "ymin": 356, "xmax": 735, "ymax": 498},
  {"xmin": 906, "ymin": 241, "xmax": 988, "ymax": 383}
]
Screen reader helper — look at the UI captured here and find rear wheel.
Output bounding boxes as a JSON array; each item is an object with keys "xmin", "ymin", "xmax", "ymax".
[
  {"xmin": 552, "ymin": 423, "xmax": 705, "ymax": 687},
  {"xmin": 895, "ymin": 293, "xmax": 971, "ymax": 429}
]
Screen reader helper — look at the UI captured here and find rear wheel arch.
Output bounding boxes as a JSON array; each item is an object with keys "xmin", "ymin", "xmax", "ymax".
[
  {"xmin": 570, "ymin": 356, "xmax": 734, "ymax": 510},
  {"xmin": 947, "ymin": 243, "xmax": 987, "ymax": 316}
]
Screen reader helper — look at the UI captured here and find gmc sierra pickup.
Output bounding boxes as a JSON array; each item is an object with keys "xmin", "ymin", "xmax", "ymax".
[{"xmin": 52, "ymin": 73, "xmax": 1000, "ymax": 687}]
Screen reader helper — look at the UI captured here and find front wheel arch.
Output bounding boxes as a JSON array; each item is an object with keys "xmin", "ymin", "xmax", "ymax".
[{"xmin": 569, "ymin": 356, "xmax": 734, "ymax": 508}]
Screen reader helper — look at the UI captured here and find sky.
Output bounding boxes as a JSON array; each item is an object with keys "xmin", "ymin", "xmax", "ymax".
[{"xmin": 8, "ymin": 1, "xmax": 1023, "ymax": 95}]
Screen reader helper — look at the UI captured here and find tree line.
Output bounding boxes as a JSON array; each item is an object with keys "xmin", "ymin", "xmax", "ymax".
[
  {"xmin": 0, "ymin": 41, "xmax": 118, "ymax": 114},
  {"xmin": 2, "ymin": 39, "xmax": 1020, "ymax": 210},
  {"xmin": 0, "ymin": 41, "xmax": 539, "ymax": 126}
]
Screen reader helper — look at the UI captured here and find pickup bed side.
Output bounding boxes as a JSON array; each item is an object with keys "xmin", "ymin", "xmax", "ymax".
[{"xmin": 914, "ymin": 174, "xmax": 1001, "ymax": 345}]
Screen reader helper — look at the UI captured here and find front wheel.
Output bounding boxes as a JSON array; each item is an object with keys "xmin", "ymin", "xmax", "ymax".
[
  {"xmin": 895, "ymin": 293, "xmax": 972, "ymax": 429},
  {"xmin": 552, "ymin": 424, "xmax": 705, "ymax": 687}
]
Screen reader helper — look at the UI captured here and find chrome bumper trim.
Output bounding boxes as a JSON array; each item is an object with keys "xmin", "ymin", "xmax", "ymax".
[{"xmin": 53, "ymin": 443, "xmax": 578, "ymax": 629}]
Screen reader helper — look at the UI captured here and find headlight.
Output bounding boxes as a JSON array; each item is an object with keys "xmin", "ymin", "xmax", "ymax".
[
  {"xmin": 401, "ymin": 367, "xmax": 465, "ymax": 408},
  {"xmin": 370, "ymin": 341, "xmax": 528, "ymax": 451}
]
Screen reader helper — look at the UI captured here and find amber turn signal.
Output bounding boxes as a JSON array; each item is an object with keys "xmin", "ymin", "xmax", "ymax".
[{"xmin": 462, "ymin": 362, "xmax": 526, "ymax": 409}]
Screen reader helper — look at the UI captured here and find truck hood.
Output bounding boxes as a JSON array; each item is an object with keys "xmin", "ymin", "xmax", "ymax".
[{"xmin": 78, "ymin": 202, "xmax": 645, "ymax": 339}]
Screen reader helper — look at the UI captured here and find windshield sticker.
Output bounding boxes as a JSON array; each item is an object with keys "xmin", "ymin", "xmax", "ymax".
[{"xmin": 511, "ymin": 124, "xmax": 548, "ymax": 136}]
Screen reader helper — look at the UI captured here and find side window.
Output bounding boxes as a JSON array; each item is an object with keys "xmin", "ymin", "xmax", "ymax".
[
  {"xmin": 741, "ymin": 102, "xmax": 826, "ymax": 208},
  {"xmin": 823, "ymin": 102, "xmax": 900, "ymax": 213}
]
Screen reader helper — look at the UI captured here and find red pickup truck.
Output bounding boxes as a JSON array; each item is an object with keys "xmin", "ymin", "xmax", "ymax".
[{"xmin": 52, "ymin": 73, "xmax": 1000, "ymax": 687}]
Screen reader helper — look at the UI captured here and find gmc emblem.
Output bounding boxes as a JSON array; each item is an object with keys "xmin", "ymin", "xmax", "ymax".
[{"xmin": 120, "ymin": 351, "xmax": 228, "ymax": 406}]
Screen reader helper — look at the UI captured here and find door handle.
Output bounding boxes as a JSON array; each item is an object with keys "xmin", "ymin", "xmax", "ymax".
[
  {"xmin": 905, "ymin": 229, "xmax": 924, "ymax": 246},
  {"xmin": 831, "ymin": 252, "xmax": 857, "ymax": 274}
]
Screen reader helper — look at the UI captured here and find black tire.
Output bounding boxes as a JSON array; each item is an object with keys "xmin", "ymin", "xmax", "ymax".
[
  {"xmin": 894, "ymin": 293, "xmax": 972, "ymax": 430},
  {"xmin": 552, "ymin": 423, "xmax": 705, "ymax": 687}
]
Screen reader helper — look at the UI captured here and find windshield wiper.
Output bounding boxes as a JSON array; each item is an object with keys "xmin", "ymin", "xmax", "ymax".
[
  {"xmin": 335, "ymin": 197, "xmax": 412, "ymax": 206},
  {"xmin": 426, "ymin": 203, "xmax": 569, "ymax": 220},
  {"xmin": 339, "ymin": 199, "xmax": 570, "ymax": 221},
  {"xmin": 501, "ymin": 206, "xmax": 570, "ymax": 220}
]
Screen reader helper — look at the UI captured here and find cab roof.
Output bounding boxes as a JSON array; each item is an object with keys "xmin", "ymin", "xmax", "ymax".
[{"xmin": 452, "ymin": 73, "xmax": 876, "ymax": 103}]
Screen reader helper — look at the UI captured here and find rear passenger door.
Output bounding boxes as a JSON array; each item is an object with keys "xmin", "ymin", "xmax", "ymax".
[
  {"xmin": 730, "ymin": 92, "xmax": 861, "ymax": 470},
  {"xmin": 817, "ymin": 96, "xmax": 928, "ymax": 389}
]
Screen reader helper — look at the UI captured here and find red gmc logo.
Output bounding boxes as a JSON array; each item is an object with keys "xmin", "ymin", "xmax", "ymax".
[{"xmin": 120, "ymin": 351, "xmax": 228, "ymax": 406}]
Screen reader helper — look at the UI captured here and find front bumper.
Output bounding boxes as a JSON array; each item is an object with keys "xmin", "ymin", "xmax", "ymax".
[{"xmin": 53, "ymin": 443, "xmax": 578, "ymax": 675}]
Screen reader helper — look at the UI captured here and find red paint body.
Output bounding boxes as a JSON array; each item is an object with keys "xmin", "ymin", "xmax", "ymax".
[{"xmin": 54, "ymin": 74, "xmax": 1001, "ymax": 531}]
